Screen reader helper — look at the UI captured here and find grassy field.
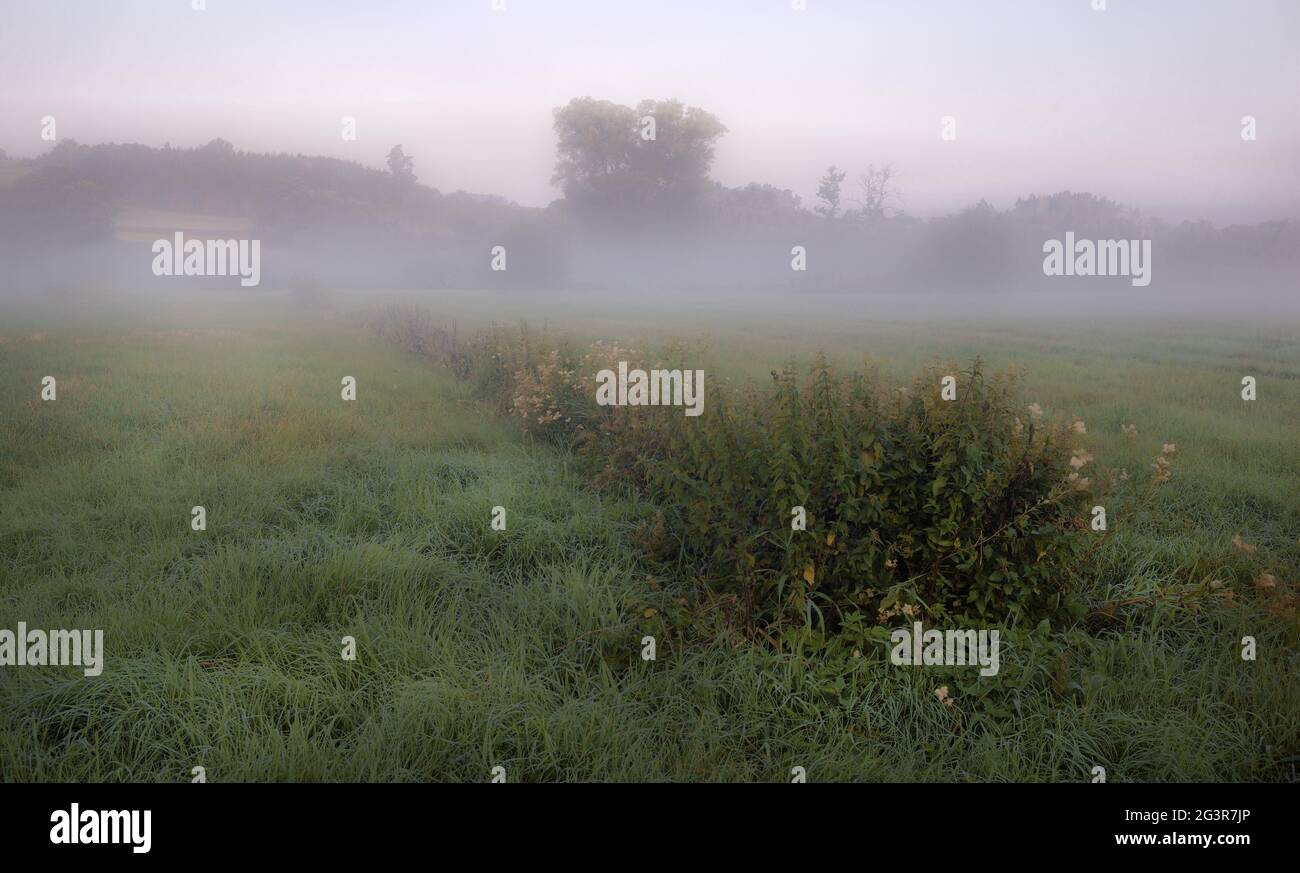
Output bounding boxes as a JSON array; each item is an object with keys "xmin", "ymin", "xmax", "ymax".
[
  {"xmin": 112, "ymin": 207, "xmax": 255, "ymax": 242},
  {"xmin": 1, "ymin": 295, "xmax": 1297, "ymax": 781},
  {"xmin": 0, "ymin": 160, "xmax": 31, "ymax": 188}
]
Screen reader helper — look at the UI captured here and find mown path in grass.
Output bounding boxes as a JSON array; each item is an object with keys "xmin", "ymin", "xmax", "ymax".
[{"xmin": 1, "ymin": 312, "xmax": 1296, "ymax": 781}]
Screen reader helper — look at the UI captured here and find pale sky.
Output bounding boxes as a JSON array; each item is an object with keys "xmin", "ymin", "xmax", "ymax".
[{"xmin": 2, "ymin": 0, "xmax": 1297, "ymax": 223}]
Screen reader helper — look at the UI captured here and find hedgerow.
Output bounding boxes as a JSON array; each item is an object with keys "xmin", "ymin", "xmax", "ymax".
[{"xmin": 374, "ymin": 306, "xmax": 1097, "ymax": 632}]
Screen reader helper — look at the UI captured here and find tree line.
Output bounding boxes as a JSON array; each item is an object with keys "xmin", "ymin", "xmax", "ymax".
[{"xmin": 1, "ymin": 97, "xmax": 1295, "ymax": 293}]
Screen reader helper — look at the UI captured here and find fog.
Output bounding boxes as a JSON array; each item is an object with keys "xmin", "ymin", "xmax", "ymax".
[{"xmin": 1, "ymin": 0, "xmax": 1297, "ymax": 321}]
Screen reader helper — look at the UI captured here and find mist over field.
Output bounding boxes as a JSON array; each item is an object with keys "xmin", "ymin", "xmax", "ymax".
[
  {"xmin": 0, "ymin": 0, "xmax": 1297, "ymax": 796},
  {"xmin": 1, "ymin": 0, "xmax": 1297, "ymax": 317}
]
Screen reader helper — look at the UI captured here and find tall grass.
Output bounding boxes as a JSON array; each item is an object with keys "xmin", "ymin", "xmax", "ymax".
[{"xmin": 1, "ymin": 306, "xmax": 1296, "ymax": 781}]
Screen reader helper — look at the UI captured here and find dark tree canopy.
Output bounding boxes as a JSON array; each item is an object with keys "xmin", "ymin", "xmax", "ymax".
[
  {"xmin": 551, "ymin": 97, "xmax": 727, "ymax": 221},
  {"xmin": 387, "ymin": 144, "xmax": 417, "ymax": 184},
  {"xmin": 815, "ymin": 165, "xmax": 847, "ymax": 218}
]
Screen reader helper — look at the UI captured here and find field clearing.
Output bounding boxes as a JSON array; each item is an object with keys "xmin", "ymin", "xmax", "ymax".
[
  {"xmin": 112, "ymin": 207, "xmax": 256, "ymax": 243},
  {"xmin": 1, "ymin": 295, "xmax": 1297, "ymax": 781},
  {"xmin": 0, "ymin": 165, "xmax": 31, "ymax": 188}
]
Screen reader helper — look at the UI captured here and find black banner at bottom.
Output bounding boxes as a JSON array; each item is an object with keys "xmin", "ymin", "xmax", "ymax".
[{"xmin": 3, "ymin": 782, "xmax": 1286, "ymax": 858}]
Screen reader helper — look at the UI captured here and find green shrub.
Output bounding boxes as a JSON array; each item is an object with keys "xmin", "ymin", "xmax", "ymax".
[
  {"xmin": 375, "ymin": 309, "xmax": 1095, "ymax": 631},
  {"xmin": 632, "ymin": 357, "xmax": 1091, "ymax": 629}
]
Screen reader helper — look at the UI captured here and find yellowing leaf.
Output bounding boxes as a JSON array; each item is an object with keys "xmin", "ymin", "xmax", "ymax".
[
  {"xmin": 642, "ymin": 607, "xmax": 658, "ymax": 619},
  {"xmin": 825, "ymin": 532, "xmax": 835, "ymax": 547},
  {"xmin": 802, "ymin": 564, "xmax": 816, "ymax": 586}
]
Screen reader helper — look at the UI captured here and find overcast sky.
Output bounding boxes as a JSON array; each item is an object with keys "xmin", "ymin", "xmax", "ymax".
[{"xmin": 2, "ymin": 0, "xmax": 1297, "ymax": 223}]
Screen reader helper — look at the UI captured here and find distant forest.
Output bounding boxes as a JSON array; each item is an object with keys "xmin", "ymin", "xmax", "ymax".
[{"xmin": 2, "ymin": 97, "xmax": 1296, "ymax": 293}]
